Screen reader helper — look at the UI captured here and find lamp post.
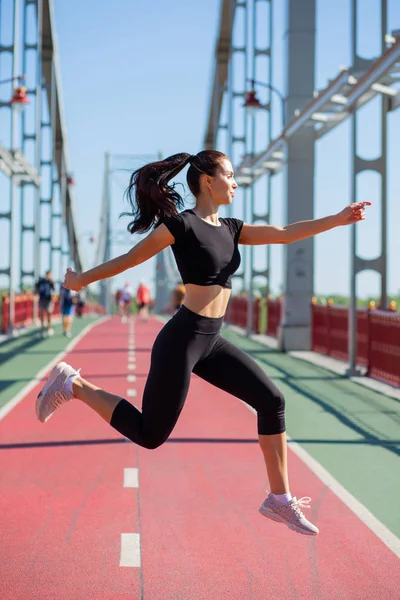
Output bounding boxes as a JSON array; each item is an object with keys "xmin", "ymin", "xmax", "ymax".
[
  {"xmin": 243, "ymin": 79, "xmax": 285, "ymax": 131},
  {"xmin": 0, "ymin": 74, "xmax": 29, "ymax": 109}
]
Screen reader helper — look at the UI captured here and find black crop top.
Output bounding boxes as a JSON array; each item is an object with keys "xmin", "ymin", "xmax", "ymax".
[{"xmin": 161, "ymin": 209, "xmax": 244, "ymax": 289}]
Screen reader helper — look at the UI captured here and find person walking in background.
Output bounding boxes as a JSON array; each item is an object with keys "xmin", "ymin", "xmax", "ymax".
[
  {"xmin": 136, "ymin": 281, "xmax": 150, "ymax": 321},
  {"xmin": 35, "ymin": 270, "xmax": 55, "ymax": 337},
  {"xmin": 36, "ymin": 150, "xmax": 371, "ymax": 537},
  {"xmin": 60, "ymin": 285, "xmax": 75, "ymax": 337},
  {"xmin": 172, "ymin": 283, "xmax": 186, "ymax": 313},
  {"xmin": 75, "ymin": 289, "xmax": 86, "ymax": 318},
  {"xmin": 115, "ymin": 288, "xmax": 122, "ymax": 315},
  {"xmin": 119, "ymin": 281, "xmax": 133, "ymax": 323}
]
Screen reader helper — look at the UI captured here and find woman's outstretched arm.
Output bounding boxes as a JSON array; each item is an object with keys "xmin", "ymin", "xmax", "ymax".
[
  {"xmin": 239, "ymin": 201, "xmax": 371, "ymax": 246},
  {"xmin": 63, "ymin": 224, "xmax": 174, "ymax": 291}
]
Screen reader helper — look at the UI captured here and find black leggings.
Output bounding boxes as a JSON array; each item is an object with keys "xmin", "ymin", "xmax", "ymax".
[{"xmin": 111, "ymin": 305, "xmax": 285, "ymax": 449}]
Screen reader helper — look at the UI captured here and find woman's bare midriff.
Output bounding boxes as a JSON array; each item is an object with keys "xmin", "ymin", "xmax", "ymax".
[{"xmin": 183, "ymin": 284, "xmax": 231, "ymax": 318}]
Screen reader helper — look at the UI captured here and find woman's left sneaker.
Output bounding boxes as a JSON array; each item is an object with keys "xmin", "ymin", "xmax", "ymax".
[
  {"xmin": 36, "ymin": 361, "xmax": 80, "ymax": 423},
  {"xmin": 259, "ymin": 493, "xmax": 319, "ymax": 536}
]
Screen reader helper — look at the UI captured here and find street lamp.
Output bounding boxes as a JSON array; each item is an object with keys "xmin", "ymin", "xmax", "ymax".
[
  {"xmin": 0, "ymin": 75, "xmax": 29, "ymax": 110},
  {"xmin": 243, "ymin": 79, "xmax": 285, "ymax": 130}
]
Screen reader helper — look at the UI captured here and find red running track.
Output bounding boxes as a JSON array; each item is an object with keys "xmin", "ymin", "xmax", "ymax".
[{"xmin": 0, "ymin": 316, "xmax": 399, "ymax": 600}]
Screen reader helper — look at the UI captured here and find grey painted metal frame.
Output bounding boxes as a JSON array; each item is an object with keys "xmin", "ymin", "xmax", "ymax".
[
  {"xmin": 42, "ymin": 0, "xmax": 83, "ymax": 274},
  {"xmin": 347, "ymin": 0, "xmax": 389, "ymax": 375},
  {"xmin": 205, "ymin": 0, "xmax": 236, "ymax": 150},
  {"xmin": 0, "ymin": 0, "xmax": 84, "ymax": 334},
  {"xmin": 247, "ymin": 0, "xmax": 273, "ymax": 335},
  {"xmin": 233, "ymin": 38, "xmax": 400, "ymax": 184},
  {"xmin": 223, "ymin": 0, "xmax": 247, "ymax": 323},
  {"xmin": 19, "ymin": 0, "xmax": 43, "ymax": 293},
  {"xmin": 97, "ymin": 153, "xmax": 165, "ymax": 314}
]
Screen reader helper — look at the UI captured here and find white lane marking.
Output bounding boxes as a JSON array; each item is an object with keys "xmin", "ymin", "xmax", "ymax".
[
  {"xmin": 127, "ymin": 375, "xmax": 136, "ymax": 382},
  {"xmin": 127, "ymin": 364, "xmax": 136, "ymax": 371},
  {"xmin": 120, "ymin": 533, "xmax": 141, "ymax": 567},
  {"xmin": 289, "ymin": 437, "xmax": 400, "ymax": 557},
  {"xmin": 244, "ymin": 403, "xmax": 400, "ymax": 558},
  {"xmin": 0, "ymin": 316, "xmax": 111, "ymax": 422},
  {"xmin": 123, "ymin": 468, "xmax": 139, "ymax": 488},
  {"xmin": 127, "ymin": 389, "xmax": 137, "ymax": 397}
]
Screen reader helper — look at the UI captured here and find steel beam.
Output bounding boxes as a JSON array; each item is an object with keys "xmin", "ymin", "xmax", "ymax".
[
  {"xmin": 235, "ymin": 39, "xmax": 400, "ymax": 183},
  {"xmin": 204, "ymin": 0, "xmax": 235, "ymax": 149}
]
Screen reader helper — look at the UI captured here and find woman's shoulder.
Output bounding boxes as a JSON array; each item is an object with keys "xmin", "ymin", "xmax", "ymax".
[{"xmin": 159, "ymin": 209, "xmax": 193, "ymax": 241}]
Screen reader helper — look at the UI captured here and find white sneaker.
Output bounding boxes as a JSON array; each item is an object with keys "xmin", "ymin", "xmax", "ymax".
[
  {"xmin": 259, "ymin": 493, "xmax": 319, "ymax": 536},
  {"xmin": 36, "ymin": 362, "xmax": 80, "ymax": 422},
  {"xmin": 47, "ymin": 328, "xmax": 54, "ymax": 337}
]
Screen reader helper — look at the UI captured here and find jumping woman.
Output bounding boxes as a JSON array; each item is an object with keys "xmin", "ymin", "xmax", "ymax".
[{"xmin": 36, "ymin": 151, "xmax": 370, "ymax": 536}]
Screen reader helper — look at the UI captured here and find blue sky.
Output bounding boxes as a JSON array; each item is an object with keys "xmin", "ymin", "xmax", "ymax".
[{"xmin": 1, "ymin": 0, "xmax": 399, "ymax": 299}]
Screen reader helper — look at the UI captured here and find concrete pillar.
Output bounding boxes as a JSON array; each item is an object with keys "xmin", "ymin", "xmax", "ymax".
[{"xmin": 279, "ymin": 0, "xmax": 316, "ymax": 351}]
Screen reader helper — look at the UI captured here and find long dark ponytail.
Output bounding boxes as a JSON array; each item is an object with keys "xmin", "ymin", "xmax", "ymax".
[{"xmin": 123, "ymin": 150, "xmax": 227, "ymax": 234}]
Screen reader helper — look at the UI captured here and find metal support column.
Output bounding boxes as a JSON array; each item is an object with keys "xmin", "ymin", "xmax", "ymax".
[
  {"xmin": 278, "ymin": 0, "xmax": 316, "ymax": 351},
  {"xmin": 247, "ymin": 0, "xmax": 273, "ymax": 335},
  {"xmin": 98, "ymin": 152, "xmax": 112, "ymax": 314},
  {"xmin": 59, "ymin": 153, "xmax": 67, "ymax": 284},
  {"xmin": 19, "ymin": 0, "xmax": 43, "ymax": 293},
  {"xmin": 225, "ymin": 0, "xmax": 245, "ymax": 323},
  {"xmin": 8, "ymin": 0, "xmax": 21, "ymax": 331},
  {"xmin": 49, "ymin": 59, "xmax": 58, "ymax": 274},
  {"xmin": 347, "ymin": 0, "xmax": 388, "ymax": 375}
]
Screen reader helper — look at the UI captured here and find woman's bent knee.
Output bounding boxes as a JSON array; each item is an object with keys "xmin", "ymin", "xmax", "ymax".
[{"xmin": 140, "ymin": 436, "xmax": 167, "ymax": 450}]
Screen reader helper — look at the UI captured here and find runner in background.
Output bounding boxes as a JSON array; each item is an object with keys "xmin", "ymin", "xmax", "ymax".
[
  {"xmin": 60, "ymin": 285, "xmax": 75, "ymax": 338},
  {"xmin": 115, "ymin": 288, "xmax": 122, "ymax": 315},
  {"xmin": 75, "ymin": 290, "xmax": 86, "ymax": 318},
  {"xmin": 119, "ymin": 282, "xmax": 133, "ymax": 323},
  {"xmin": 172, "ymin": 283, "xmax": 186, "ymax": 313},
  {"xmin": 136, "ymin": 281, "xmax": 150, "ymax": 321},
  {"xmin": 35, "ymin": 270, "xmax": 55, "ymax": 337}
]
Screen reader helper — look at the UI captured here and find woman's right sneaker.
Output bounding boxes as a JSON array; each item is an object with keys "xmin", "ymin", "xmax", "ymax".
[
  {"xmin": 259, "ymin": 493, "xmax": 319, "ymax": 536},
  {"xmin": 36, "ymin": 361, "xmax": 80, "ymax": 423}
]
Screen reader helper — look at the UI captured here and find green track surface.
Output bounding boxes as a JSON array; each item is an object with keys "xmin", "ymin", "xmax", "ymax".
[
  {"xmin": 0, "ymin": 316, "xmax": 99, "ymax": 412},
  {"xmin": 222, "ymin": 328, "xmax": 400, "ymax": 538}
]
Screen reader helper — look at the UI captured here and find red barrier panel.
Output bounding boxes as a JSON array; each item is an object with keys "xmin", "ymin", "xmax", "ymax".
[
  {"xmin": 0, "ymin": 295, "xmax": 105, "ymax": 334},
  {"xmin": 226, "ymin": 297, "xmax": 260, "ymax": 333},
  {"xmin": 1, "ymin": 296, "xmax": 9, "ymax": 333},
  {"xmin": 356, "ymin": 309, "xmax": 369, "ymax": 367},
  {"xmin": 368, "ymin": 310, "xmax": 400, "ymax": 387},
  {"xmin": 1, "ymin": 295, "xmax": 34, "ymax": 332},
  {"xmin": 267, "ymin": 299, "xmax": 282, "ymax": 338},
  {"xmin": 311, "ymin": 303, "xmax": 400, "ymax": 387},
  {"xmin": 253, "ymin": 297, "xmax": 261, "ymax": 334},
  {"xmin": 311, "ymin": 304, "xmax": 329, "ymax": 354},
  {"xmin": 328, "ymin": 306, "xmax": 348, "ymax": 361}
]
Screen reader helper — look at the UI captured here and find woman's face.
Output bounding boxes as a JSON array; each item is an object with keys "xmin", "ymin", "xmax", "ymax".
[{"xmin": 207, "ymin": 158, "xmax": 238, "ymax": 206}]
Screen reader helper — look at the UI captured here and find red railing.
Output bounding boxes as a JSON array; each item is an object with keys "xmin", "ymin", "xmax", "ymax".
[
  {"xmin": 266, "ymin": 298, "xmax": 283, "ymax": 337},
  {"xmin": 1, "ymin": 295, "xmax": 105, "ymax": 333},
  {"xmin": 368, "ymin": 309, "xmax": 400, "ymax": 387},
  {"xmin": 226, "ymin": 295, "xmax": 400, "ymax": 388},
  {"xmin": 311, "ymin": 301, "xmax": 400, "ymax": 387},
  {"xmin": 1, "ymin": 294, "xmax": 36, "ymax": 332},
  {"xmin": 227, "ymin": 296, "xmax": 261, "ymax": 333}
]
